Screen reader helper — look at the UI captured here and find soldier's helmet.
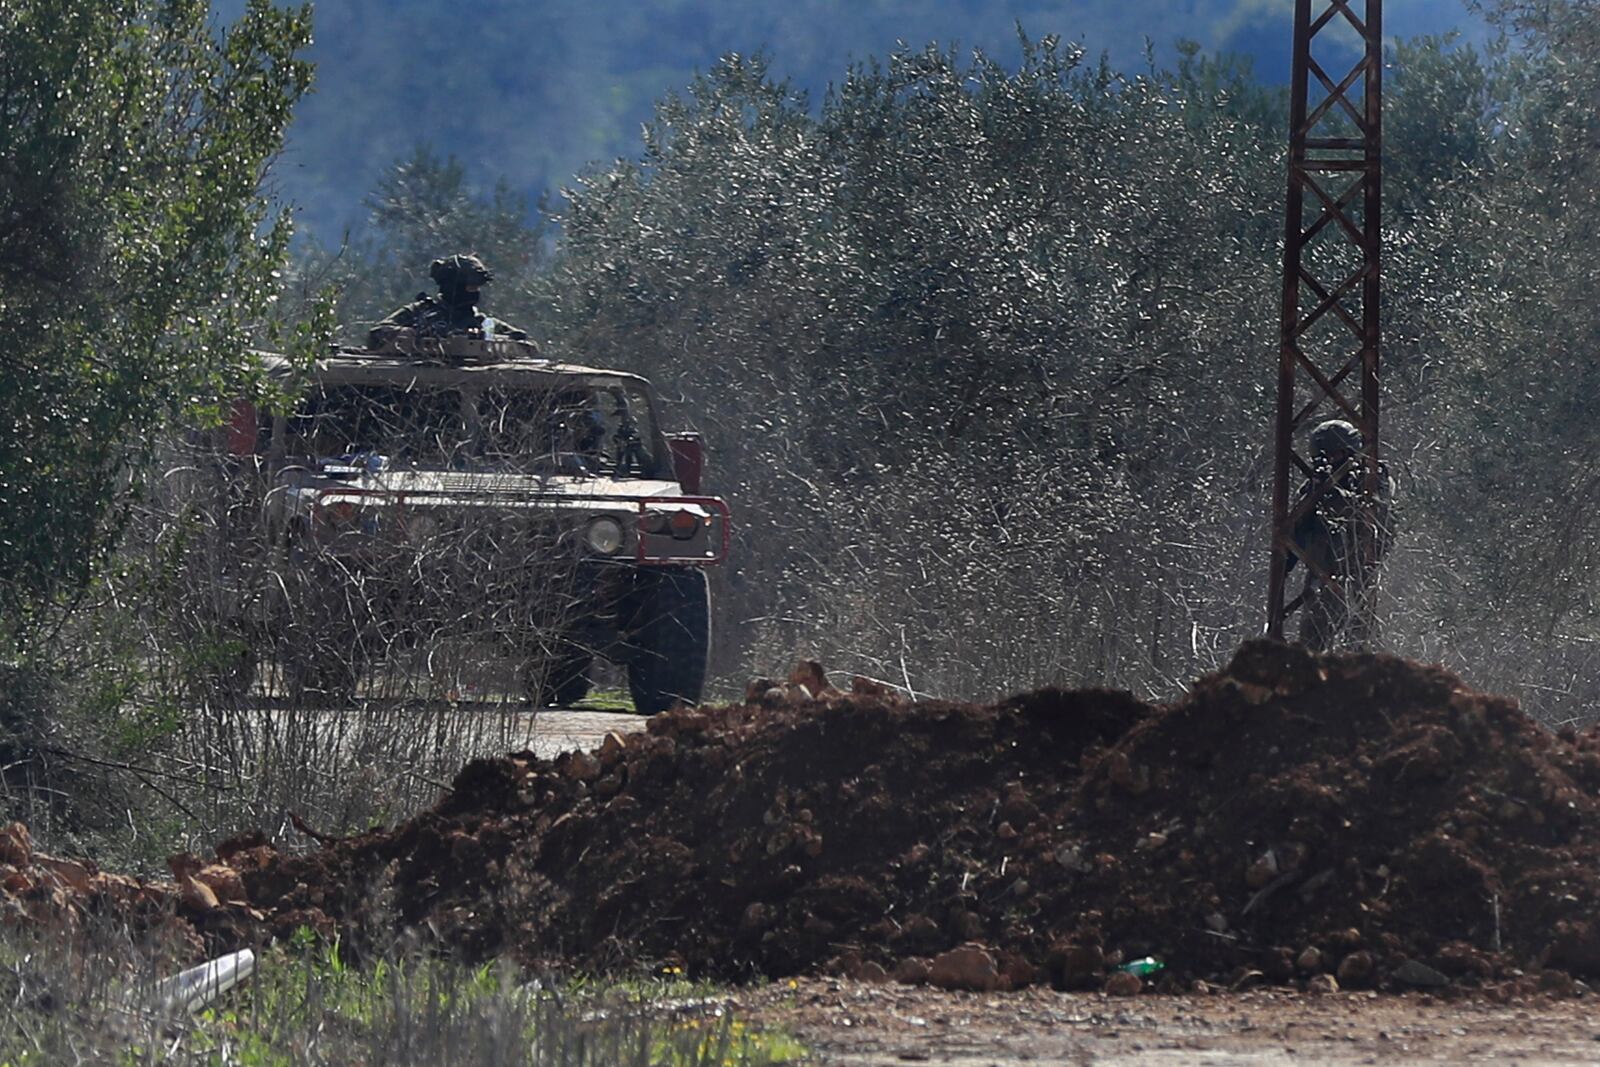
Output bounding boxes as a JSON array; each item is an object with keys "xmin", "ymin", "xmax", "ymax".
[
  {"xmin": 429, "ymin": 253, "xmax": 494, "ymax": 289},
  {"xmin": 1309, "ymin": 419, "xmax": 1362, "ymax": 458}
]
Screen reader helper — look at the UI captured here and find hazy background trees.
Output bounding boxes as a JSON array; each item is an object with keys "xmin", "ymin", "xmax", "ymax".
[
  {"xmin": 220, "ymin": 0, "xmax": 1472, "ymax": 236},
  {"xmin": 539, "ymin": 43, "xmax": 1283, "ymax": 697}
]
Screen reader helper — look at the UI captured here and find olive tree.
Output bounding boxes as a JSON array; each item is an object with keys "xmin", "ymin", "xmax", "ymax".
[
  {"xmin": 0, "ymin": 1, "xmax": 314, "ymax": 833},
  {"xmin": 0, "ymin": 0, "xmax": 313, "ymax": 649},
  {"xmin": 544, "ymin": 28, "xmax": 1600, "ymax": 705},
  {"xmin": 547, "ymin": 42, "xmax": 1287, "ymax": 695}
]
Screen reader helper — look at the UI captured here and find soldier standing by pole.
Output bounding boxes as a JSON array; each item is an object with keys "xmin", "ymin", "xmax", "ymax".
[{"xmin": 1288, "ymin": 419, "xmax": 1392, "ymax": 650}]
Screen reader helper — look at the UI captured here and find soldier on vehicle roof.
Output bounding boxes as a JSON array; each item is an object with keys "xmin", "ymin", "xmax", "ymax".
[
  {"xmin": 367, "ymin": 253, "xmax": 528, "ymax": 348},
  {"xmin": 1288, "ymin": 418, "xmax": 1392, "ymax": 651}
]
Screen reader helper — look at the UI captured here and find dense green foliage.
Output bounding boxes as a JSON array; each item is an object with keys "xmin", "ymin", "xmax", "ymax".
[{"xmin": 0, "ymin": 0, "xmax": 313, "ymax": 646}]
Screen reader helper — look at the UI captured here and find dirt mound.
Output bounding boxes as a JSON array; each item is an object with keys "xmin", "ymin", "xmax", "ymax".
[
  {"xmin": 1065, "ymin": 642, "xmax": 1600, "ymax": 991},
  {"xmin": 0, "ymin": 822, "xmax": 202, "ymax": 950},
  {"xmin": 8, "ymin": 641, "xmax": 1600, "ymax": 994},
  {"xmin": 221, "ymin": 678, "xmax": 1147, "ymax": 976}
]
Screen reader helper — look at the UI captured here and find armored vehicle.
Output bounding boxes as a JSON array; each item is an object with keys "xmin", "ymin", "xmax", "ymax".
[{"xmin": 208, "ymin": 336, "xmax": 728, "ymax": 713}]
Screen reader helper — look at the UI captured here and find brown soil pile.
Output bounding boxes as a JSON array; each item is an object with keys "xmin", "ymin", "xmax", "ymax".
[{"xmin": 8, "ymin": 641, "xmax": 1600, "ymax": 994}]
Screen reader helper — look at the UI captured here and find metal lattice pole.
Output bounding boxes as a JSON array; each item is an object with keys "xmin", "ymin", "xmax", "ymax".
[{"xmin": 1268, "ymin": 0, "xmax": 1384, "ymax": 641}]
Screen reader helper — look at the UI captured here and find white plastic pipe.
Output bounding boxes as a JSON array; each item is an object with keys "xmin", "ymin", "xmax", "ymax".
[{"xmin": 152, "ymin": 949, "xmax": 257, "ymax": 1014}]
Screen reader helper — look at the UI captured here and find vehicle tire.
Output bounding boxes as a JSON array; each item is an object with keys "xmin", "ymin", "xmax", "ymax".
[
  {"xmin": 523, "ymin": 648, "xmax": 594, "ymax": 707},
  {"xmin": 204, "ymin": 631, "xmax": 259, "ymax": 703},
  {"xmin": 271, "ymin": 548, "xmax": 376, "ymax": 706},
  {"xmin": 626, "ymin": 567, "xmax": 710, "ymax": 715},
  {"xmin": 280, "ymin": 624, "xmax": 368, "ymax": 706}
]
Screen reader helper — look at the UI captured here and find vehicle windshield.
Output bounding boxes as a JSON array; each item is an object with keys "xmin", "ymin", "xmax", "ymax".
[
  {"xmin": 284, "ymin": 380, "xmax": 665, "ymax": 477},
  {"xmin": 286, "ymin": 385, "xmax": 467, "ymax": 465}
]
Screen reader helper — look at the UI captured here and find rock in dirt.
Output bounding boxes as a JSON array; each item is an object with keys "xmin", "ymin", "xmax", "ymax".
[
  {"xmin": 786, "ymin": 660, "xmax": 843, "ymax": 701},
  {"xmin": 893, "ymin": 958, "xmax": 931, "ymax": 985},
  {"xmin": 599, "ymin": 732, "xmax": 627, "ymax": 767},
  {"xmin": 1230, "ymin": 969, "xmax": 1266, "ymax": 992},
  {"xmin": 34, "ymin": 856, "xmax": 93, "ymax": 893},
  {"xmin": 1105, "ymin": 970, "xmax": 1143, "ymax": 996},
  {"xmin": 850, "ymin": 676, "xmax": 904, "ymax": 703},
  {"xmin": 180, "ymin": 876, "xmax": 219, "ymax": 912},
  {"xmin": 1337, "ymin": 951, "xmax": 1377, "ymax": 987},
  {"xmin": 1393, "ymin": 959, "xmax": 1450, "ymax": 988},
  {"xmin": 1245, "ymin": 850, "xmax": 1280, "ymax": 889},
  {"xmin": 854, "ymin": 960, "xmax": 889, "ymax": 983},
  {"xmin": 1106, "ymin": 751, "xmax": 1150, "ymax": 795},
  {"xmin": 560, "ymin": 751, "xmax": 602, "ymax": 782},
  {"xmin": 197, "ymin": 864, "xmax": 247, "ymax": 904},
  {"xmin": 740, "ymin": 902, "xmax": 770, "ymax": 933},
  {"xmin": 1539, "ymin": 969, "xmax": 1576, "ymax": 996},
  {"xmin": 1047, "ymin": 943, "xmax": 1105, "ymax": 991},
  {"xmin": 928, "ymin": 944, "xmax": 1002, "ymax": 992}
]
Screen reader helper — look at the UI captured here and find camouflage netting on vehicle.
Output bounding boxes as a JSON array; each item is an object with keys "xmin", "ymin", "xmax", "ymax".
[{"xmin": 8, "ymin": 640, "xmax": 1600, "ymax": 996}]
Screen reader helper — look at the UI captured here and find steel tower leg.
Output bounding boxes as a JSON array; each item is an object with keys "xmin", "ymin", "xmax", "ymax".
[{"xmin": 1268, "ymin": 0, "xmax": 1384, "ymax": 642}]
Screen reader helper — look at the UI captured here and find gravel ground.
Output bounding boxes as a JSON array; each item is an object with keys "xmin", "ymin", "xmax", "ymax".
[{"xmin": 743, "ymin": 979, "xmax": 1600, "ymax": 1065}]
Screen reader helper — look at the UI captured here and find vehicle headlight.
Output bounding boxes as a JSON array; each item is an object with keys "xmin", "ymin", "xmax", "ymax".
[
  {"xmin": 585, "ymin": 517, "xmax": 625, "ymax": 555},
  {"xmin": 668, "ymin": 509, "xmax": 702, "ymax": 540}
]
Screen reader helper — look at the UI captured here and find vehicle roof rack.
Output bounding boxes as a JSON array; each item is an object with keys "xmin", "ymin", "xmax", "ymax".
[{"xmin": 334, "ymin": 336, "xmax": 548, "ymax": 366}]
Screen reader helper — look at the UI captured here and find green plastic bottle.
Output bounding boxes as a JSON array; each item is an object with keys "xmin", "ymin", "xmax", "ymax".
[{"xmin": 1117, "ymin": 957, "xmax": 1165, "ymax": 978}]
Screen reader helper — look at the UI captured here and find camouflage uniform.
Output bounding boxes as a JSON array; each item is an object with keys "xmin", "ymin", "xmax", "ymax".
[
  {"xmin": 368, "ymin": 253, "xmax": 526, "ymax": 348},
  {"xmin": 1290, "ymin": 419, "xmax": 1392, "ymax": 650}
]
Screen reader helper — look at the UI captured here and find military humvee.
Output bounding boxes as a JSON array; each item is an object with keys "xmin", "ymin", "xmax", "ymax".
[{"xmin": 210, "ymin": 336, "xmax": 728, "ymax": 714}]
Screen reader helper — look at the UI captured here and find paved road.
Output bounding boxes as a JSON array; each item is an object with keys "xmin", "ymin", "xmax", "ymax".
[
  {"xmin": 228, "ymin": 699, "xmax": 648, "ymax": 786},
  {"xmin": 516, "ymin": 707, "xmax": 646, "ymax": 759}
]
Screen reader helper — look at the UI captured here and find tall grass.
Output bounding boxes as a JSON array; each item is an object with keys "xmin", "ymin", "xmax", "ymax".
[{"xmin": 0, "ymin": 921, "xmax": 803, "ymax": 1066}]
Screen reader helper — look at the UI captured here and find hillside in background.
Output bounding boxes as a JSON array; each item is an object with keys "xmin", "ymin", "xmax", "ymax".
[{"xmin": 215, "ymin": 0, "xmax": 1481, "ymax": 236}]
